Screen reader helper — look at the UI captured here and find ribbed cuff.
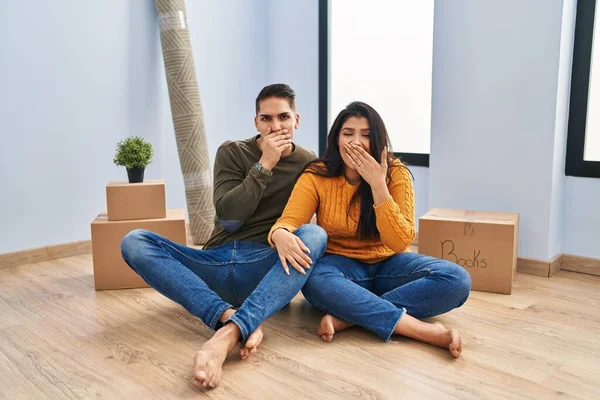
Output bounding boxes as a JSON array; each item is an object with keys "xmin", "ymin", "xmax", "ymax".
[{"xmin": 373, "ymin": 196, "xmax": 396, "ymax": 213}]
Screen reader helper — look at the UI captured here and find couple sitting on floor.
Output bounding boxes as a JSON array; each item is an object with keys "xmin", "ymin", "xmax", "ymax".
[{"xmin": 120, "ymin": 83, "xmax": 471, "ymax": 389}]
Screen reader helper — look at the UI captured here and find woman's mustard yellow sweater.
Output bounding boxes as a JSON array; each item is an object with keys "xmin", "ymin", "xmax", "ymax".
[{"xmin": 268, "ymin": 161, "xmax": 416, "ymax": 263}]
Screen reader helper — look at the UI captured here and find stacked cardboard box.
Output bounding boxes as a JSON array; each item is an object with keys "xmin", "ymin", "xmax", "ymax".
[{"xmin": 90, "ymin": 180, "xmax": 187, "ymax": 291}]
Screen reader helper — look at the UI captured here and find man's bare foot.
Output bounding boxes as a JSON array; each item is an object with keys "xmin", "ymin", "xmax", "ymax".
[
  {"xmin": 240, "ymin": 325, "xmax": 263, "ymax": 360},
  {"xmin": 193, "ymin": 324, "xmax": 240, "ymax": 389},
  {"xmin": 219, "ymin": 309, "xmax": 264, "ymax": 360},
  {"xmin": 432, "ymin": 322, "xmax": 462, "ymax": 358},
  {"xmin": 317, "ymin": 314, "xmax": 355, "ymax": 342}
]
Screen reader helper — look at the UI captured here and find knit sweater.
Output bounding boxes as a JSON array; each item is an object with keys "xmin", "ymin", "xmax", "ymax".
[
  {"xmin": 203, "ymin": 136, "xmax": 316, "ymax": 249},
  {"xmin": 268, "ymin": 161, "xmax": 416, "ymax": 263}
]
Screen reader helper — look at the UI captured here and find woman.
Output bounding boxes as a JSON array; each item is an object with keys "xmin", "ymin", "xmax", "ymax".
[{"xmin": 268, "ymin": 101, "xmax": 471, "ymax": 358}]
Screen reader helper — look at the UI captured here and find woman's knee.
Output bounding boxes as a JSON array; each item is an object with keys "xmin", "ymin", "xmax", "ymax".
[
  {"xmin": 294, "ymin": 224, "xmax": 328, "ymax": 253},
  {"xmin": 442, "ymin": 260, "xmax": 472, "ymax": 300}
]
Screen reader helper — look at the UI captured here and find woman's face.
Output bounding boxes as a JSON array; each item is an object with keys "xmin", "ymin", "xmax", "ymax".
[{"xmin": 337, "ymin": 116, "xmax": 371, "ymax": 171}]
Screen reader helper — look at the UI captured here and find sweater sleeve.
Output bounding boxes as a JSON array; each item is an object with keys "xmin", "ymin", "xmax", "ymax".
[
  {"xmin": 374, "ymin": 164, "xmax": 416, "ymax": 253},
  {"xmin": 213, "ymin": 144, "xmax": 270, "ymax": 232},
  {"xmin": 268, "ymin": 172, "xmax": 319, "ymax": 247}
]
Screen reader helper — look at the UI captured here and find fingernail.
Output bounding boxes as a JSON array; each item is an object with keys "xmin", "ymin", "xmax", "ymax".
[{"xmin": 307, "ymin": 249, "xmax": 311, "ymax": 254}]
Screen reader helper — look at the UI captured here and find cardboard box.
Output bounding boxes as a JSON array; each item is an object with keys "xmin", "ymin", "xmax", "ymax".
[
  {"xmin": 91, "ymin": 209, "xmax": 187, "ymax": 291},
  {"xmin": 106, "ymin": 180, "xmax": 167, "ymax": 221},
  {"xmin": 418, "ymin": 208, "xmax": 519, "ymax": 295}
]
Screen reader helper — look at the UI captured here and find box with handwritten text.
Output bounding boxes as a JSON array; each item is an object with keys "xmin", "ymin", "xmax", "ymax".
[{"xmin": 418, "ymin": 209, "xmax": 519, "ymax": 295}]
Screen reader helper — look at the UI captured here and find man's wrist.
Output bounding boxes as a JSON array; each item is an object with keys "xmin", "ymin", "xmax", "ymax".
[
  {"xmin": 253, "ymin": 161, "xmax": 273, "ymax": 176},
  {"xmin": 258, "ymin": 158, "xmax": 276, "ymax": 171}
]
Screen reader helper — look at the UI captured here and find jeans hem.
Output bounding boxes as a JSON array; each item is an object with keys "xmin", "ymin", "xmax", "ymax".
[
  {"xmin": 209, "ymin": 303, "xmax": 234, "ymax": 331},
  {"xmin": 384, "ymin": 307, "xmax": 406, "ymax": 343},
  {"xmin": 226, "ymin": 314, "xmax": 249, "ymax": 342}
]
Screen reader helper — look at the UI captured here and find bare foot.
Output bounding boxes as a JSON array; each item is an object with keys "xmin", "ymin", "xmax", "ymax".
[
  {"xmin": 393, "ymin": 314, "xmax": 463, "ymax": 358},
  {"xmin": 240, "ymin": 325, "xmax": 264, "ymax": 360},
  {"xmin": 317, "ymin": 314, "xmax": 355, "ymax": 342},
  {"xmin": 219, "ymin": 309, "xmax": 264, "ymax": 360},
  {"xmin": 432, "ymin": 322, "xmax": 462, "ymax": 358},
  {"xmin": 193, "ymin": 325, "xmax": 240, "ymax": 389}
]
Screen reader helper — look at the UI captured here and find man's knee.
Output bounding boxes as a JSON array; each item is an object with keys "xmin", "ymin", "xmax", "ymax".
[{"xmin": 120, "ymin": 229, "xmax": 151, "ymax": 262}]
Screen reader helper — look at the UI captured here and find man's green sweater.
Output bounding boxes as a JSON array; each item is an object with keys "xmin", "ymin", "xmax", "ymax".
[{"xmin": 203, "ymin": 136, "xmax": 316, "ymax": 249}]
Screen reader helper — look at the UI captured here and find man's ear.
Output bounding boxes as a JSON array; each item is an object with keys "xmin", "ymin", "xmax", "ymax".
[
  {"xmin": 295, "ymin": 113, "xmax": 300, "ymax": 129},
  {"xmin": 254, "ymin": 116, "xmax": 259, "ymax": 132}
]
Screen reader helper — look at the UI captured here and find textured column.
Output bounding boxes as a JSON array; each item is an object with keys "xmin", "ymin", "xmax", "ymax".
[{"xmin": 155, "ymin": 0, "xmax": 214, "ymax": 244}]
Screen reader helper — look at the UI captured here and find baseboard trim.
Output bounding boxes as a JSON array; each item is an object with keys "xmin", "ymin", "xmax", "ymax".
[
  {"xmin": 0, "ymin": 240, "xmax": 92, "ymax": 271},
  {"xmin": 561, "ymin": 254, "xmax": 600, "ymax": 276},
  {"xmin": 517, "ymin": 257, "xmax": 552, "ymax": 277},
  {"xmin": 515, "ymin": 255, "xmax": 562, "ymax": 278},
  {"xmin": 549, "ymin": 254, "xmax": 562, "ymax": 277}
]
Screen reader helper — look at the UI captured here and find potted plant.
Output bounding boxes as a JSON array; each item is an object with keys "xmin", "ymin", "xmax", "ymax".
[{"xmin": 113, "ymin": 136, "xmax": 153, "ymax": 183}]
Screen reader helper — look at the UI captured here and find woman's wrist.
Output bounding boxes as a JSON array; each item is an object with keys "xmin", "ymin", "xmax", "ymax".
[{"xmin": 372, "ymin": 180, "xmax": 391, "ymax": 206}]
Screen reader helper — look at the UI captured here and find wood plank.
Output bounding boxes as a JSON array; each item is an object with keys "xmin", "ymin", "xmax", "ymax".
[{"xmin": 0, "ymin": 254, "xmax": 598, "ymax": 399}]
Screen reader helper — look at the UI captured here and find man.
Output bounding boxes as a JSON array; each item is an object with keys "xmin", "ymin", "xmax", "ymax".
[{"xmin": 120, "ymin": 84, "xmax": 326, "ymax": 389}]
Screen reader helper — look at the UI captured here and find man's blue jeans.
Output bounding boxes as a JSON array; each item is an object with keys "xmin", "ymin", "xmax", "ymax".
[
  {"xmin": 302, "ymin": 252, "xmax": 472, "ymax": 342},
  {"xmin": 120, "ymin": 224, "xmax": 327, "ymax": 341}
]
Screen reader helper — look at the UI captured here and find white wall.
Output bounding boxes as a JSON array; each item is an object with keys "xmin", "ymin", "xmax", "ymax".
[
  {"xmin": 0, "ymin": 1, "xmax": 160, "ymax": 254},
  {"xmin": 267, "ymin": 0, "xmax": 320, "ymax": 153},
  {"xmin": 0, "ymin": 0, "xmax": 271, "ymax": 253},
  {"xmin": 549, "ymin": 0, "xmax": 576, "ymax": 259},
  {"xmin": 563, "ymin": 177, "xmax": 599, "ymax": 258},
  {"xmin": 429, "ymin": 0, "xmax": 565, "ymax": 260}
]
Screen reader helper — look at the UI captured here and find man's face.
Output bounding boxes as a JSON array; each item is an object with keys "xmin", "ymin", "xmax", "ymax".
[{"xmin": 254, "ymin": 97, "xmax": 300, "ymax": 139}]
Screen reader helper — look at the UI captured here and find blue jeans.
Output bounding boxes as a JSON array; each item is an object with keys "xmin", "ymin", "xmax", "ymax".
[
  {"xmin": 120, "ymin": 224, "xmax": 327, "ymax": 341},
  {"xmin": 301, "ymin": 253, "xmax": 471, "ymax": 342}
]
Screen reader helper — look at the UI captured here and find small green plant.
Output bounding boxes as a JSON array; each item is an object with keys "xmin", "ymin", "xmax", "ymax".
[{"xmin": 113, "ymin": 136, "xmax": 153, "ymax": 169}]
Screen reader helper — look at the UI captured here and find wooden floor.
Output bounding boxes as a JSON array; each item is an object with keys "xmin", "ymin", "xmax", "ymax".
[{"xmin": 1, "ymin": 255, "xmax": 599, "ymax": 399}]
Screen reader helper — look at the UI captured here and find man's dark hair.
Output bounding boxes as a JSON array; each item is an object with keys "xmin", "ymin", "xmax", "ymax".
[{"xmin": 255, "ymin": 83, "xmax": 296, "ymax": 114}]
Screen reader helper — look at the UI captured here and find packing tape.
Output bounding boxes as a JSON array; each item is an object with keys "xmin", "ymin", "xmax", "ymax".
[
  {"xmin": 159, "ymin": 11, "xmax": 186, "ymax": 32},
  {"xmin": 425, "ymin": 212, "xmax": 515, "ymax": 222},
  {"xmin": 183, "ymin": 170, "xmax": 212, "ymax": 190}
]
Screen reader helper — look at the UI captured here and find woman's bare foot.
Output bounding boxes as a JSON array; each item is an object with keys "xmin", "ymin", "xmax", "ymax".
[
  {"xmin": 193, "ymin": 324, "xmax": 240, "ymax": 389},
  {"xmin": 240, "ymin": 325, "xmax": 263, "ymax": 360},
  {"xmin": 317, "ymin": 314, "xmax": 355, "ymax": 342},
  {"xmin": 432, "ymin": 322, "xmax": 462, "ymax": 358},
  {"xmin": 393, "ymin": 314, "xmax": 463, "ymax": 358}
]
